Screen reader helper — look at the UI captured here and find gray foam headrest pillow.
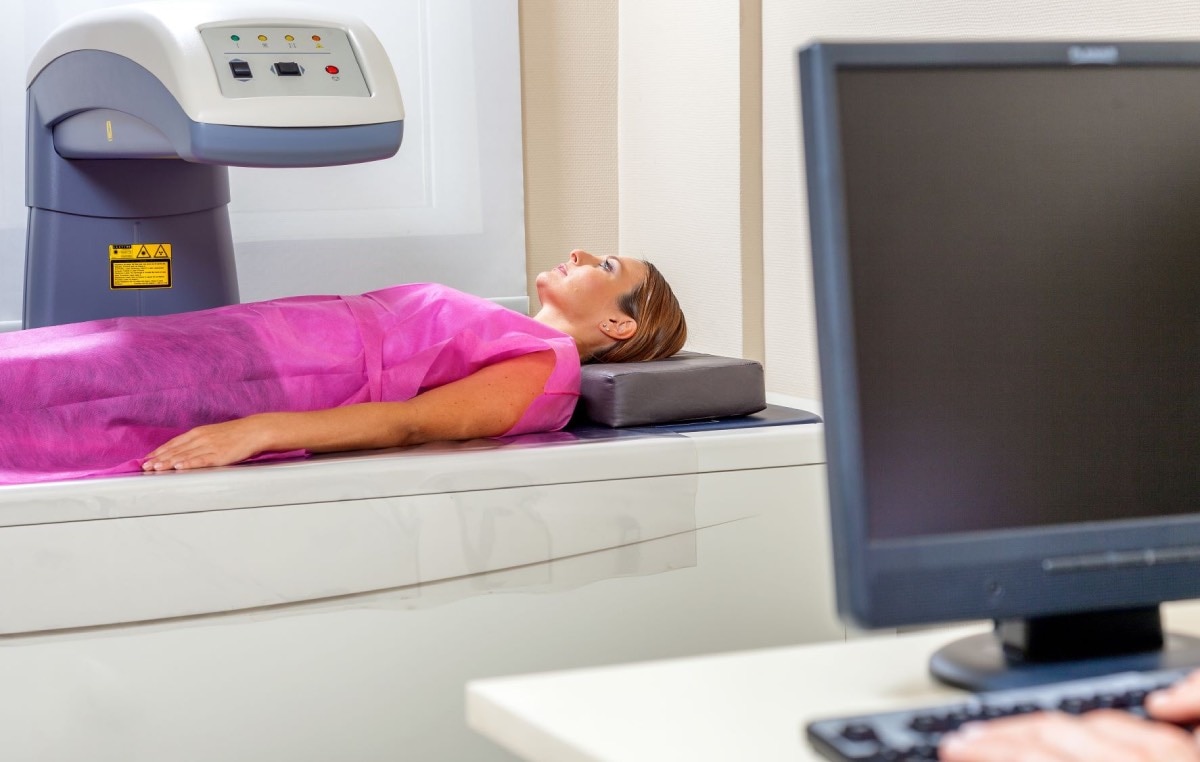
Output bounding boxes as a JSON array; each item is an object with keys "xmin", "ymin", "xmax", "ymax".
[{"xmin": 578, "ymin": 351, "xmax": 766, "ymax": 427}]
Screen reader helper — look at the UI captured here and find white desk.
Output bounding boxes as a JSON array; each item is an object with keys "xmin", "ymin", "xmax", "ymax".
[{"xmin": 467, "ymin": 602, "xmax": 1200, "ymax": 762}]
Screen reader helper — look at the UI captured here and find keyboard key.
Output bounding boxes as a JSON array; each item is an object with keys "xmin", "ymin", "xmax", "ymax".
[
  {"xmin": 900, "ymin": 743, "xmax": 940, "ymax": 759},
  {"xmin": 1057, "ymin": 696, "xmax": 1097, "ymax": 714},
  {"xmin": 1124, "ymin": 689, "xmax": 1150, "ymax": 706},
  {"xmin": 840, "ymin": 722, "xmax": 879, "ymax": 743},
  {"xmin": 939, "ymin": 709, "xmax": 972, "ymax": 732},
  {"xmin": 908, "ymin": 714, "xmax": 942, "ymax": 734}
]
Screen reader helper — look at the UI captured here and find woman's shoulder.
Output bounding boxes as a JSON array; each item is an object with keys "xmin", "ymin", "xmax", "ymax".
[
  {"xmin": 363, "ymin": 282, "xmax": 492, "ymax": 308},
  {"xmin": 363, "ymin": 282, "xmax": 456, "ymax": 298},
  {"xmin": 365, "ymin": 283, "xmax": 553, "ymax": 329}
]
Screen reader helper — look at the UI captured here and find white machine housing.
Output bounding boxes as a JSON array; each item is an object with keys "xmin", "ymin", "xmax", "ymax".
[
  {"xmin": 27, "ymin": 1, "xmax": 404, "ymax": 128},
  {"xmin": 23, "ymin": 1, "xmax": 405, "ymax": 327}
]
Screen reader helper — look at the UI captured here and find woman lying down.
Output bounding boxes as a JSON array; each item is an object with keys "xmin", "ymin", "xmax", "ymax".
[{"xmin": 0, "ymin": 250, "xmax": 686, "ymax": 485}]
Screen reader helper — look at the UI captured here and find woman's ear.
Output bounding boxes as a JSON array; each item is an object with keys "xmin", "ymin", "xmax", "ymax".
[{"xmin": 599, "ymin": 316, "xmax": 638, "ymax": 340}]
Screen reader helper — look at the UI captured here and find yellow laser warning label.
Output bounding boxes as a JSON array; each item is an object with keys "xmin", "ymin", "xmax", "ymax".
[{"xmin": 109, "ymin": 243, "xmax": 173, "ymax": 289}]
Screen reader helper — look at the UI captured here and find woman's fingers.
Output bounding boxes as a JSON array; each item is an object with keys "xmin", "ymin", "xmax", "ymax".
[
  {"xmin": 145, "ymin": 433, "xmax": 193, "ymax": 461},
  {"xmin": 143, "ymin": 418, "xmax": 265, "ymax": 471},
  {"xmin": 146, "ymin": 444, "xmax": 218, "ymax": 470},
  {"xmin": 143, "ymin": 440, "xmax": 220, "ymax": 470},
  {"xmin": 940, "ymin": 710, "xmax": 1200, "ymax": 762},
  {"xmin": 1148, "ymin": 671, "xmax": 1200, "ymax": 724},
  {"xmin": 144, "ymin": 430, "xmax": 210, "ymax": 468},
  {"xmin": 1081, "ymin": 710, "xmax": 1200, "ymax": 760}
]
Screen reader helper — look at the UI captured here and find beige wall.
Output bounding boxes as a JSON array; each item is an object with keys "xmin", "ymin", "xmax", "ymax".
[
  {"xmin": 518, "ymin": 0, "xmax": 619, "ymax": 313},
  {"xmin": 763, "ymin": 0, "xmax": 1200, "ymax": 400}
]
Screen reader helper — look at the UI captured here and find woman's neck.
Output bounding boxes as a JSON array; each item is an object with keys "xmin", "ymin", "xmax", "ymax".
[{"xmin": 532, "ymin": 307, "xmax": 605, "ymax": 361}]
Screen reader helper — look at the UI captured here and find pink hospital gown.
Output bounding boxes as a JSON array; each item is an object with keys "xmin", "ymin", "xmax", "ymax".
[{"xmin": 0, "ymin": 283, "xmax": 581, "ymax": 485}]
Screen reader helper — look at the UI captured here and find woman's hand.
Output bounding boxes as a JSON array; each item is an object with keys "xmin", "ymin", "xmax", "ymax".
[
  {"xmin": 1146, "ymin": 670, "xmax": 1200, "ymax": 724},
  {"xmin": 143, "ymin": 415, "xmax": 275, "ymax": 471},
  {"xmin": 939, "ymin": 710, "xmax": 1200, "ymax": 761},
  {"xmin": 939, "ymin": 671, "xmax": 1200, "ymax": 761}
]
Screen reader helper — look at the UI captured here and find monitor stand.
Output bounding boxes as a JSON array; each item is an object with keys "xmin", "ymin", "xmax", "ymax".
[{"xmin": 930, "ymin": 605, "xmax": 1200, "ymax": 691}]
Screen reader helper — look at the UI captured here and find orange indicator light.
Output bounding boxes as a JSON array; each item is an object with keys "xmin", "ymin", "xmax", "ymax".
[{"xmin": 312, "ymin": 35, "xmax": 322, "ymax": 42}]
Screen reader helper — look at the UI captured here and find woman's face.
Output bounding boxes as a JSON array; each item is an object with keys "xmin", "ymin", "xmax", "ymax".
[{"xmin": 537, "ymin": 249, "xmax": 647, "ymax": 324}]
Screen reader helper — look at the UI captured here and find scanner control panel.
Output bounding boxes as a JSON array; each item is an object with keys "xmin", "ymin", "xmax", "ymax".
[{"xmin": 200, "ymin": 25, "xmax": 370, "ymax": 98}]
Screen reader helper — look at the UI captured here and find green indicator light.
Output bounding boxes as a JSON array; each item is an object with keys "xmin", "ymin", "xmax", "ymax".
[{"xmin": 230, "ymin": 34, "xmax": 240, "ymax": 41}]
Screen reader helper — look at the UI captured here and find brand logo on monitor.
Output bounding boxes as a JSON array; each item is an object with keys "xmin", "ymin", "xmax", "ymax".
[{"xmin": 1067, "ymin": 45, "xmax": 1119, "ymax": 65}]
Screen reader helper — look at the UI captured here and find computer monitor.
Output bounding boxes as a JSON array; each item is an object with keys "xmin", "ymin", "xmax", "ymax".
[{"xmin": 800, "ymin": 41, "xmax": 1200, "ymax": 691}]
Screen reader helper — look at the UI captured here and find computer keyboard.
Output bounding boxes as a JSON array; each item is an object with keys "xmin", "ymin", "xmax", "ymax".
[{"xmin": 805, "ymin": 667, "xmax": 1192, "ymax": 761}]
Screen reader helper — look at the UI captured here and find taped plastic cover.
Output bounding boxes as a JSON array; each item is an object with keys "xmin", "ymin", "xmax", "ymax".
[{"xmin": 0, "ymin": 429, "xmax": 701, "ymax": 634}]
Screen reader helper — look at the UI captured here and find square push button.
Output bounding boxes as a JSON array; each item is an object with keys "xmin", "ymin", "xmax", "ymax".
[
  {"xmin": 229, "ymin": 60, "xmax": 252, "ymax": 79},
  {"xmin": 274, "ymin": 62, "xmax": 302, "ymax": 76}
]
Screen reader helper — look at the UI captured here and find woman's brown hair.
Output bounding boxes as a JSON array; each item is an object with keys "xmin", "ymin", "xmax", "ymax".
[{"xmin": 589, "ymin": 261, "xmax": 687, "ymax": 364}]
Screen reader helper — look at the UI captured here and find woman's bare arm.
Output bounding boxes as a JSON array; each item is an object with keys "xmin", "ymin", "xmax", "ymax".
[{"xmin": 143, "ymin": 350, "xmax": 557, "ymax": 471}]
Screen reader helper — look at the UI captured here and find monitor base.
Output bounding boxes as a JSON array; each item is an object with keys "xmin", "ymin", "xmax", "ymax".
[{"xmin": 931, "ymin": 631, "xmax": 1200, "ymax": 692}]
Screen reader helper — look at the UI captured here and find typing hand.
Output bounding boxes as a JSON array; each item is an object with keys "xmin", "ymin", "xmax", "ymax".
[
  {"xmin": 939, "ymin": 710, "xmax": 1200, "ymax": 761},
  {"xmin": 1146, "ymin": 670, "xmax": 1200, "ymax": 725},
  {"xmin": 143, "ymin": 416, "xmax": 272, "ymax": 471},
  {"xmin": 939, "ymin": 672, "xmax": 1200, "ymax": 762}
]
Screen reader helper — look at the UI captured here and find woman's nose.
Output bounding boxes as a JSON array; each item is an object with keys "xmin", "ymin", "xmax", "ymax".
[{"xmin": 570, "ymin": 249, "xmax": 592, "ymax": 265}]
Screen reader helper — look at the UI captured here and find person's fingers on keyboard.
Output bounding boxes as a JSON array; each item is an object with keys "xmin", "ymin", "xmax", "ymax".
[
  {"xmin": 1147, "ymin": 671, "xmax": 1200, "ymax": 724},
  {"xmin": 939, "ymin": 711, "xmax": 1200, "ymax": 762},
  {"xmin": 992, "ymin": 711, "xmax": 1163, "ymax": 762},
  {"xmin": 1079, "ymin": 709, "xmax": 1200, "ymax": 761},
  {"xmin": 939, "ymin": 717, "xmax": 1079, "ymax": 762}
]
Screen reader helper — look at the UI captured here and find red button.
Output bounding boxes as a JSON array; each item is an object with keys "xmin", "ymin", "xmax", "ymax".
[{"xmin": 325, "ymin": 65, "xmax": 340, "ymax": 75}]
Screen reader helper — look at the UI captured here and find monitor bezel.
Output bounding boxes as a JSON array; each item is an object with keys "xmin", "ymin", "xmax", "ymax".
[{"xmin": 800, "ymin": 40, "xmax": 1200, "ymax": 629}]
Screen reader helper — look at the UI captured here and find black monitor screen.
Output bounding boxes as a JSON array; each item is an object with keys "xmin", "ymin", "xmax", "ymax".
[
  {"xmin": 802, "ymin": 44, "xmax": 1200, "ymax": 642},
  {"xmin": 836, "ymin": 66, "xmax": 1200, "ymax": 541}
]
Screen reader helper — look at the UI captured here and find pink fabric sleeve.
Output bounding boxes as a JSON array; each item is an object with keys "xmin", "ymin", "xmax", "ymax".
[{"xmin": 501, "ymin": 335, "xmax": 582, "ymax": 437}]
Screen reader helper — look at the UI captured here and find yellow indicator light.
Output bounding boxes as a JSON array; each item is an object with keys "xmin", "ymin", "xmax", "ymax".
[
  {"xmin": 258, "ymin": 34, "xmax": 268, "ymax": 42},
  {"xmin": 285, "ymin": 34, "xmax": 295, "ymax": 42}
]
